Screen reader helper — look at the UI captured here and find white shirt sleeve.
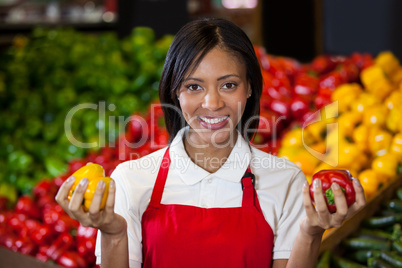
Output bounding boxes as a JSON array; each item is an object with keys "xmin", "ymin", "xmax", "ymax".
[
  {"xmin": 272, "ymin": 169, "xmax": 307, "ymax": 259},
  {"xmin": 95, "ymin": 164, "xmax": 144, "ymax": 265}
]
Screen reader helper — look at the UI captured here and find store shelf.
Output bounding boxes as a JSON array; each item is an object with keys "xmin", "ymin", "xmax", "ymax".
[{"xmin": 0, "ymin": 247, "xmax": 61, "ymax": 268}]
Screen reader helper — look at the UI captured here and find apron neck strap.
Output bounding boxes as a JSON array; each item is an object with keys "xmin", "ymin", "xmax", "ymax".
[
  {"xmin": 148, "ymin": 148, "xmax": 171, "ymax": 208},
  {"xmin": 148, "ymin": 147, "xmax": 261, "ymax": 212}
]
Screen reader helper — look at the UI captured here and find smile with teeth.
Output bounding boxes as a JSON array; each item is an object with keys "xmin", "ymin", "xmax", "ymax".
[{"xmin": 199, "ymin": 116, "xmax": 229, "ymax": 124}]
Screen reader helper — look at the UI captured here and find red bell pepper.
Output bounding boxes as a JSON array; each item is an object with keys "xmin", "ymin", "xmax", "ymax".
[
  {"xmin": 33, "ymin": 180, "xmax": 58, "ymax": 200},
  {"xmin": 15, "ymin": 196, "xmax": 41, "ymax": 220},
  {"xmin": 318, "ymin": 70, "xmax": 346, "ymax": 93},
  {"xmin": 7, "ymin": 213, "xmax": 27, "ymax": 234},
  {"xmin": 293, "ymin": 72, "xmax": 319, "ymax": 96},
  {"xmin": 311, "ymin": 55, "xmax": 337, "ymax": 75},
  {"xmin": 30, "ymin": 224, "xmax": 53, "ymax": 246},
  {"xmin": 76, "ymin": 224, "xmax": 98, "ymax": 266},
  {"xmin": 269, "ymin": 97, "xmax": 292, "ymax": 120},
  {"xmin": 309, "ymin": 169, "xmax": 356, "ymax": 213},
  {"xmin": 290, "ymin": 96, "xmax": 310, "ymax": 121},
  {"xmin": 56, "ymin": 251, "xmax": 87, "ymax": 268},
  {"xmin": 46, "ymin": 232, "xmax": 75, "ymax": 261},
  {"xmin": 36, "ymin": 245, "xmax": 50, "ymax": 262},
  {"xmin": 0, "ymin": 197, "xmax": 8, "ymax": 212},
  {"xmin": 16, "ymin": 236, "xmax": 37, "ymax": 255}
]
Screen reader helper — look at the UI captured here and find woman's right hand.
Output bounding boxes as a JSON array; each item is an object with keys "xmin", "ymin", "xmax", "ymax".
[{"xmin": 55, "ymin": 175, "xmax": 127, "ymax": 236}]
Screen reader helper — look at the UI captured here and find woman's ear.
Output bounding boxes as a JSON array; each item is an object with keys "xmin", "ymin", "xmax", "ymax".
[{"xmin": 247, "ymin": 87, "xmax": 252, "ymax": 98}]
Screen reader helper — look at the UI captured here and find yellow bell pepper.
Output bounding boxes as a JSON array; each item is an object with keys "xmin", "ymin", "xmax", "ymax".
[
  {"xmin": 391, "ymin": 69, "xmax": 402, "ymax": 87},
  {"xmin": 325, "ymin": 141, "xmax": 365, "ymax": 173},
  {"xmin": 369, "ymin": 79, "xmax": 394, "ymax": 100},
  {"xmin": 278, "ymin": 146, "xmax": 299, "ymax": 162},
  {"xmin": 305, "ymin": 120, "xmax": 327, "ymax": 143},
  {"xmin": 325, "ymin": 129, "xmax": 340, "ymax": 152},
  {"xmin": 310, "ymin": 141, "xmax": 327, "ymax": 155},
  {"xmin": 338, "ymin": 111, "xmax": 363, "ymax": 138},
  {"xmin": 368, "ymin": 128, "xmax": 393, "ymax": 157},
  {"xmin": 352, "ymin": 124, "xmax": 370, "ymax": 152},
  {"xmin": 281, "ymin": 128, "xmax": 314, "ymax": 148},
  {"xmin": 386, "ymin": 106, "xmax": 402, "ymax": 133},
  {"xmin": 350, "ymin": 93, "xmax": 379, "ymax": 114},
  {"xmin": 361, "ymin": 65, "xmax": 387, "ymax": 88},
  {"xmin": 384, "ymin": 91, "xmax": 402, "ymax": 110},
  {"xmin": 313, "ymin": 162, "xmax": 335, "ymax": 174},
  {"xmin": 390, "ymin": 133, "xmax": 402, "ymax": 161},
  {"xmin": 363, "ymin": 104, "xmax": 388, "ymax": 129},
  {"xmin": 358, "ymin": 169, "xmax": 387, "ymax": 200},
  {"xmin": 67, "ymin": 163, "xmax": 113, "ymax": 212},
  {"xmin": 331, "ymin": 83, "xmax": 363, "ymax": 113},
  {"xmin": 371, "ymin": 152, "xmax": 402, "ymax": 180},
  {"xmin": 375, "ymin": 51, "xmax": 400, "ymax": 77},
  {"xmin": 290, "ymin": 149, "xmax": 320, "ymax": 176},
  {"xmin": 361, "ymin": 64, "xmax": 394, "ymax": 100}
]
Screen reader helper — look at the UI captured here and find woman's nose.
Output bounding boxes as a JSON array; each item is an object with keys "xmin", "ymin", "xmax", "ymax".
[{"xmin": 202, "ymin": 90, "xmax": 224, "ymax": 111}]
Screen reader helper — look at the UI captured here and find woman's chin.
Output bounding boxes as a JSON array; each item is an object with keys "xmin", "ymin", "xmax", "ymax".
[{"xmin": 203, "ymin": 131, "xmax": 237, "ymax": 147}]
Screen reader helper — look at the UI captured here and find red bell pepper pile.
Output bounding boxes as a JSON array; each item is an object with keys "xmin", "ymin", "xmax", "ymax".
[
  {"xmin": 0, "ymin": 47, "xmax": 374, "ymax": 267},
  {"xmin": 252, "ymin": 46, "xmax": 373, "ymax": 154},
  {"xmin": 0, "ymin": 102, "xmax": 169, "ymax": 267},
  {"xmin": 0, "ymin": 178, "xmax": 92, "ymax": 267}
]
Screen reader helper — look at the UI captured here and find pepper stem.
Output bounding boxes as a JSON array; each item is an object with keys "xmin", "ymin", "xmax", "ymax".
[{"xmin": 325, "ymin": 186, "xmax": 345, "ymax": 204}]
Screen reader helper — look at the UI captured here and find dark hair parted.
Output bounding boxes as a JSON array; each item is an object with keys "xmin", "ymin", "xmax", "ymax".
[{"xmin": 159, "ymin": 17, "xmax": 262, "ymax": 143}]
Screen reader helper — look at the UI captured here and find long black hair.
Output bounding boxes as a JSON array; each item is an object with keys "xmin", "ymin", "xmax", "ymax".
[{"xmin": 159, "ymin": 17, "xmax": 262, "ymax": 143}]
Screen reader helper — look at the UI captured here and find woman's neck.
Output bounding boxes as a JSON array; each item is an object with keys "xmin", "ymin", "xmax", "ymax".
[{"xmin": 183, "ymin": 132, "xmax": 238, "ymax": 173}]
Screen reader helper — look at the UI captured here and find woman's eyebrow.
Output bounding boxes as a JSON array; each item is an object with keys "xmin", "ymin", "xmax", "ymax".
[
  {"xmin": 217, "ymin": 74, "xmax": 240, "ymax": 81},
  {"xmin": 183, "ymin": 77, "xmax": 203, "ymax": 82},
  {"xmin": 183, "ymin": 74, "xmax": 240, "ymax": 82}
]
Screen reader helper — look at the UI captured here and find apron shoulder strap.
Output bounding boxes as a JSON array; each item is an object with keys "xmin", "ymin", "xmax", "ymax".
[
  {"xmin": 148, "ymin": 147, "xmax": 171, "ymax": 208},
  {"xmin": 241, "ymin": 167, "xmax": 263, "ymax": 213}
]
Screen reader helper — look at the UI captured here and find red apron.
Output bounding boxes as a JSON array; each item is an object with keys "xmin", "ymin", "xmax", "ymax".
[{"xmin": 141, "ymin": 148, "xmax": 274, "ymax": 268}]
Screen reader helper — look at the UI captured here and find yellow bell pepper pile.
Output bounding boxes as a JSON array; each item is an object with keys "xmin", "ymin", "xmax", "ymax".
[{"xmin": 279, "ymin": 51, "xmax": 402, "ymax": 200}]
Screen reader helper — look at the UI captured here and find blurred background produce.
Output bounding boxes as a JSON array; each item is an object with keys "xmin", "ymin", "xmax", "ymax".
[{"xmin": 1, "ymin": 0, "xmax": 402, "ymax": 267}]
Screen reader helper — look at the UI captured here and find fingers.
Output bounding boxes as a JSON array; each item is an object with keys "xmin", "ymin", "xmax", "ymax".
[
  {"xmin": 302, "ymin": 181, "xmax": 316, "ymax": 218},
  {"xmin": 104, "ymin": 180, "xmax": 116, "ymax": 218},
  {"xmin": 346, "ymin": 178, "xmax": 367, "ymax": 218},
  {"xmin": 331, "ymin": 183, "xmax": 348, "ymax": 226},
  {"xmin": 312, "ymin": 179, "xmax": 329, "ymax": 215},
  {"xmin": 88, "ymin": 180, "xmax": 105, "ymax": 218},
  {"xmin": 55, "ymin": 176, "xmax": 75, "ymax": 208},
  {"xmin": 352, "ymin": 178, "xmax": 366, "ymax": 207},
  {"xmin": 68, "ymin": 178, "xmax": 88, "ymax": 217}
]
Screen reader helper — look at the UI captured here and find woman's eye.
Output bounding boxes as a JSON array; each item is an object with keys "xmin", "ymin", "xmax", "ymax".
[
  {"xmin": 222, "ymin": 83, "xmax": 237, "ymax": 89},
  {"xmin": 187, "ymin": 84, "xmax": 201, "ymax": 91}
]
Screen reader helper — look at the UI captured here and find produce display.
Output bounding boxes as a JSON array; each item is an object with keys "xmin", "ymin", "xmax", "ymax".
[
  {"xmin": 317, "ymin": 188, "xmax": 402, "ymax": 267},
  {"xmin": 0, "ymin": 27, "xmax": 173, "ymax": 200},
  {"xmin": 276, "ymin": 51, "xmax": 402, "ymax": 199},
  {"xmin": 0, "ymin": 25, "xmax": 402, "ymax": 268},
  {"xmin": 252, "ymin": 46, "xmax": 373, "ymax": 156}
]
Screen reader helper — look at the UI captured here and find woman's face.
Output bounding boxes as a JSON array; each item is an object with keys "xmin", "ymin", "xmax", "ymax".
[{"xmin": 178, "ymin": 46, "xmax": 251, "ymax": 147}]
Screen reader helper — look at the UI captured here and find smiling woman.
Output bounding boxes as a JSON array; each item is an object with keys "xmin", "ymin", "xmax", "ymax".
[
  {"xmin": 178, "ymin": 47, "xmax": 251, "ymax": 150},
  {"xmin": 159, "ymin": 18, "xmax": 263, "ymax": 145},
  {"xmin": 55, "ymin": 17, "xmax": 366, "ymax": 268}
]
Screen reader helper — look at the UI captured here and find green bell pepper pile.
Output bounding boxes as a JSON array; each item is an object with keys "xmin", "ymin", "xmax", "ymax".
[{"xmin": 0, "ymin": 26, "xmax": 173, "ymax": 199}]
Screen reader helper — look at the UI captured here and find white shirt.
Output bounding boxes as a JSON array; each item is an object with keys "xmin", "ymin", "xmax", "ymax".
[{"xmin": 95, "ymin": 127, "xmax": 307, "ymax": 267}]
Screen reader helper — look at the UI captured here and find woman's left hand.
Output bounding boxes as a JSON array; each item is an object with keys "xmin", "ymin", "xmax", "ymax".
[{"xmin": 300, "ymin": 178, "xmax": 366, "ymax": 237}]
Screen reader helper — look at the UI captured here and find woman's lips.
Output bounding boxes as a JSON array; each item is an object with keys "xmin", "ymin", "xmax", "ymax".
[{"xmin": 198, "ymin": 115, "xmax": 230, "ymax": 130}]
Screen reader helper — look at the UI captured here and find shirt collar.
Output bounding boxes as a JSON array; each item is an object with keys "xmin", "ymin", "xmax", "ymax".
[{"xmin": 169, "ymin": 127, "xmax": 251, "ymax": 185}]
